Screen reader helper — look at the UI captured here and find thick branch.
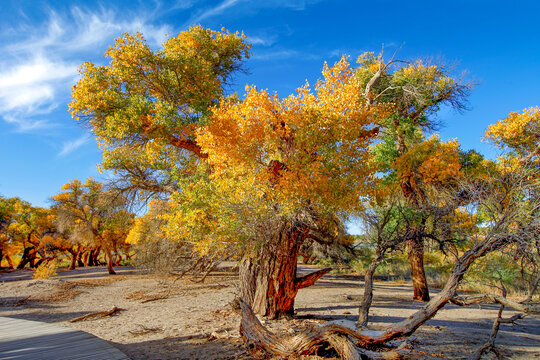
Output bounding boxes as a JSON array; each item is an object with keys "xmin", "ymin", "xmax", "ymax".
[
  {"xmin": 239, "ymin": 300, "xmax": 419, "ymax": 360},
  {"xmin": 140, "ymin": 115, "xmax": 207, "ymax": 159},
  {"xmin": 166, "ymin": 135, "xmax": 208, "ymax": 159},
  {"xmin": 295, "ymin": 268, "xmax": 332, "ymax": 290}
]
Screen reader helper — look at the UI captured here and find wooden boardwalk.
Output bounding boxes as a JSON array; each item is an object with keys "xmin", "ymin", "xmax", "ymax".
[{"xmin": 0, "ymin": 317, "xmax": 130, "ymax": 360}]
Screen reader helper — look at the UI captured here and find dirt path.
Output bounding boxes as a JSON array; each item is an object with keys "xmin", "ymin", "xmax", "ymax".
[{"xmin": 1, "ymin": 266, "xmax": 538, "ymax": 359}]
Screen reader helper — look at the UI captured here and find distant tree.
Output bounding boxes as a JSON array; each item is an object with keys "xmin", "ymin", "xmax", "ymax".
[
  {"xmin": 0, "ymin": 196, "xmax": 19, "ymax": 268},
  {"xmin": 51, "ymin": 178, "xmax": 133, "ymax": 274}
]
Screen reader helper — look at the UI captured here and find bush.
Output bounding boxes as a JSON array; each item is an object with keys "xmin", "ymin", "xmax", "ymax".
[
  {"xmin": 32, "ymin": 262, "xmax": 57, "ymax": 279},
  {"xmin": 133, "ymin": 238, "xmax": 188, "ymax": 275}
]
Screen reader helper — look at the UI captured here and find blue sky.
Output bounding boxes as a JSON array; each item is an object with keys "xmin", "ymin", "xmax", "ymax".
[{"xmin": 1, "ymin": 0, "xmax": 539, "ymax": 229}]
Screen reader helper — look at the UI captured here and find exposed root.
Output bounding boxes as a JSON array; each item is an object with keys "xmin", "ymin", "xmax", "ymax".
[
  {"xmin": 70, "ymin": 306, "xmax": 125, "ymax": 322},
  {"xmin": 239, "ymin": 300, "xmax": 420, "ymax": 360}
]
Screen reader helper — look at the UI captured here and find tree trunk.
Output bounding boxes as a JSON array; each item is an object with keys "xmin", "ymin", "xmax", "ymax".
[
  {"xmin": 68, "ymin": 250, "xmax": 78, "ymax": 270},
  {"xmin": 87, "ymin": 250, "xmax": 95, "ymax": 266},
  {"xmin": 0, "ymin": 248, "xmax": 3, "ymax": 267},
  {"xmin": 5, "ymin": 255, "xmax": 14, "ymax": 269},
  {"xmin": 408, "ymin": 237, "xmax": 430, "ymax": 301},
  {"xmin": 114, "ymin": 254, "xmax": 122, "ymax": 266},
  {"xmin": 105, "ymin": 249, "xmax": 116, "ymax": 275},
  {"xmin": 17, "ymin": 247, "xmax": 35, "ymax": 269},
  {"xmin": 239, "ymin": 223, "xmax": 331, "ymax": 319},
  {"xmin": 358, "ymin": 254, "xmax": 383, "ymax": 327},
  {"xmin": 93, "ymin": 247, "xmax": 101, "ymax": 265},
  {"xmin": 80, "ymin": 251, "xmax": 88, "ymax": 266}
]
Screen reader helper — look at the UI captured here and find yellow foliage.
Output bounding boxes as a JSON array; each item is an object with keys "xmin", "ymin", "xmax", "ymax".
[
  {"xmin": 394, "ymin": 136, "xmax": 462, "ymax": 185},
  {"xmin": 485, "ymin": 107, "xmax": 540, "ymax": 158},
  {"xmin": 32, "ymin": 262, "xmax": 57, "ymax": 279}
]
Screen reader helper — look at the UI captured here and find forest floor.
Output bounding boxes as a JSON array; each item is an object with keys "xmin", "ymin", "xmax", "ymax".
[{"xmin": 0, "ymin": 265, "xmax": 539, "ymax": 360}]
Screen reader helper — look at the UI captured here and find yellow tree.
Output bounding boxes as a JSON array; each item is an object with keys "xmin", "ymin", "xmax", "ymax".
[
  {"xmin": 68, "ymin": 26, "xmax": 251, "ymax": 202},
  {"xmin": 485, "ymin": 106, "xmax": 540, "ymax": 163},
  {"xmin": 0, "ymin": 196, "xmax": 20, "ymax": 268},
  {"xmin": 168, "ymin": 58, "xmax": 383, "ymax": 318},
  {"xmin": 356, "ymin": 52, "xmax": 473, "ymax": 301},
  {"xmin": 52, "ymin": 178, "xmax": 133, "ymax": 274}
]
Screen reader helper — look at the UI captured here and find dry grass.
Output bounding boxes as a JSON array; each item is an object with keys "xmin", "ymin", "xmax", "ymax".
[
  {"xmin": 31, "ymin": 275, "xmax": 129, "ymax": 303},
  {"xmin": 125, "ymin": 289, "xmax": 177, "ymax": 303}
]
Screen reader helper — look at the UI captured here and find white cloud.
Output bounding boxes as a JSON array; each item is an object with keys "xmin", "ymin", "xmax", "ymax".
[
  {"xmin": 58, "ymin": 133, "xmax": 91, "ymax": 157},
  {"xmin": 248, "ymin": 35, "xmax": 277, "ymax": 47},
  {"xmin": 0, "ymin": 55, "xmax": 78, "ymax": 130},
  {"xmin": 252, "ymin": 49, "xmax": 320, "ymax": 61},
  {"xmin": 188, "ymin": 0, "xmax": 243, "ymax": 24},
  {"xmin": 0, "ymin": 6, "xmax": 174, "ymax": 132}
]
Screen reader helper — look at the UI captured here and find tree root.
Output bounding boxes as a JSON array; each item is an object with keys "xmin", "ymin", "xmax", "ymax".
[
  {"xmin": 70, "ymin": 306, "xmax": 125, "ymax": 322},
  {"xmin": 239, "ymin": 300, "xmax": 421, "ymax": 360}
]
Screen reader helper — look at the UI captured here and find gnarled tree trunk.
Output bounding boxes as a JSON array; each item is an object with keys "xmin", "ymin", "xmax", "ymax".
[
  {"xmin": 239, "ymin": 223, "xmax": 331, "ymax": 319},
  {"xmin": 241, "ymin": 233, "xmax": 517, "ymax": 359},
  {"xmin": 408, "ymin": 237, "xmax": 429, "ymax": 301},
  {"xmin": 17, "ymin": 246, "xmax": 37, "ymax": 269},
  {"xmin": 358, "ymin": 252, "xmax": 384, "ymax": 327}
]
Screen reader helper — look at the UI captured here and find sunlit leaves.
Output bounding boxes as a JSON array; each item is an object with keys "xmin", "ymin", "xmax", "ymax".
[
  {"xmin": 485, "ymin": 107, "xmax": 540, "ymax": 160},
  {"xmin": 68, "ymin": 25, "xmax": 251, "ymax": 189},
  {"xmin": 169, "ymin": 57, "xmax": 382, "ymax": 252}
]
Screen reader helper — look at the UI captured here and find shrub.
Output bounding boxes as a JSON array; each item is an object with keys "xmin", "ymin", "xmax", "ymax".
[{"xmin": 32, "ymin": 262, "xmax": 57, "ymax": 279}]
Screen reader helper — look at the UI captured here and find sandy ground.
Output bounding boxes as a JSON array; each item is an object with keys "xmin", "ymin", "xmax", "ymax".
[{"xmin": 0, "ymin": 265, "xmax": 539, "ymax": 360}]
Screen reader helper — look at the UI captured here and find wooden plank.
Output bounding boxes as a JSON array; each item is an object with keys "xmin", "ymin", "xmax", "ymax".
[{"xmin": 0, "ymin": 317, "xmax": 130, "ymax": 360}]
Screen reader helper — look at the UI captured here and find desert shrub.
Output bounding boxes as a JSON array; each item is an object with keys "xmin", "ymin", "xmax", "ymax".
[
  {"xmin": 133, "ymin": 238, "xmax": 188, "ymax": 275},
  {"xmin": 32, "ymin": 262, "xmax": 57, "ymax": 279}
]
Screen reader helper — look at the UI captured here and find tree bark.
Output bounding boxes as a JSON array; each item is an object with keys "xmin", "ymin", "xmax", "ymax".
[
  {"xmin": 239, "ymin": 223, "xmax": 331, "ymax": 319},
  {"xmin": 358, "ymin": 254, "xmax": 383, "ymax": 327},
  {"xmin": 5, "ymin": 255, "xmax": 14, "ymax": 269},
  {"xmin": 68, "ymin": 250, "xmax": 78, "ymax": 270},
  {"xmin": 105, "ymin": 249, "xmax": 116, "ymax": 275},
  {"xmin": 17, "ymin": 247, "xmax": 36, "ymax": 269},
  {"xmin": 408, "ymin": 237, "xmax": 430, "ymax": 301}
]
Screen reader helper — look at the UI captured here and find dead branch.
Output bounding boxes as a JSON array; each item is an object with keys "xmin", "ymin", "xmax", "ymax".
[
  {"xmin": 451, "ymin": 294, "xmax": 540, "ymax": 314},
  {"xmin": 69, "ymin": 306, "xmax": 125, "ymax": 322},
  {"xmin": 239, "ymin": 300, "xmax": 420, "ymax": 360}
]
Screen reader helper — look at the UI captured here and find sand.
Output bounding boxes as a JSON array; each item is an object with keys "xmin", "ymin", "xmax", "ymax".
[{"xmin": 0, "ymin": 265, "xmax": 538, "ymax": 359}]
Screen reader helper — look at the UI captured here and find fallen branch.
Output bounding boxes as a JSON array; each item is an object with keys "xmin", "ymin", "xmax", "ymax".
[
  {"xmin": 451, "ymin": 294, "xmax": 540, "ymax": 314},
  {"xmin": 70, "ymin": 306, "xmax": 125, "ymax": 322},
  {"xmin": 239, "ymin": 300, "xmax": 419, "ymax": 360}
]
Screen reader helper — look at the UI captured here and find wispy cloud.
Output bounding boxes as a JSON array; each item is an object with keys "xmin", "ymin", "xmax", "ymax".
[
  {"xmin": 188, "ymin": 0, "xmax": 243, "ymax": 25},
  {"xmin": 248, "ymin": 35, "xmax": 278, "ymax": 47},
  {"xmin": 58, "ymin": 133, "xmax": 91, "ymax": 157},
  {"xmin": 0, "ymin": 6, "xmax": 173, "ymax": 132},
  {"xmin": 252, "ymin": 49, "xmax": 320, "ymax": 61}
]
